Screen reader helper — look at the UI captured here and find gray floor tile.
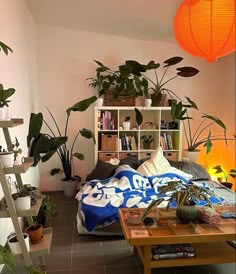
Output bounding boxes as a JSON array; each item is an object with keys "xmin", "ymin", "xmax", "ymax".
[
  {"xmin": 103, "ymin": 247, "xmax": 137, "ymax": 266},
  {"xmin": 71, "ymin": 250, "xmax": 104, "ymax": 269},
  {"xmin": 41, "ymin": 252, "xmax": 72, "ymax": 271},
  {"xmin": 106, "ymin": 265, "xmax": 141, "ymax": 274}
]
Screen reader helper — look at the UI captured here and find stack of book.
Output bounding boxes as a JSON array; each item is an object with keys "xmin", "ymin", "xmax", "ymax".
[
  {"xmin": 151, "ymin": 243, "xmax": 197, "ymax": 260},
  {"xmin": 160, "ymin": 132, "xmax": 173, "ymax": 150}
]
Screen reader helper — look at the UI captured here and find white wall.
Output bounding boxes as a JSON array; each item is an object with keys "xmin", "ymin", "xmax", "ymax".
[
  {"xmin": 37, "ymin": 25, "xmax": 235, "ymax": 191},
  {"xmin": 0, "ymin": 0, "xmax": 39, "ymax": 261}
]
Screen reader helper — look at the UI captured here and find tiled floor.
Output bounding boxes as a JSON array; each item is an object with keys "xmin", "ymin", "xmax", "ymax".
[{"xmin": 3, "ymin": 191, "xmax": 236, "ymax": 274}]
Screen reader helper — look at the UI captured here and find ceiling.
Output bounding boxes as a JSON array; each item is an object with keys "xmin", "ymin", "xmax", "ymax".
[{"xmin": 25, "ymin": 0, "xmax": 183, "ymax": 41}]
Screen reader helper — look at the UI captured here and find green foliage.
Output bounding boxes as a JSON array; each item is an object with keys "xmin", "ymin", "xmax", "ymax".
[
  {"xmin": 0, "ymin": 41, "xmax": 13, "ymax": 55},
  {"xmin": 141, "ymin": 135, "xmax": 154, "ymax": 143},
  {"xmin": 212, "ymin": 165, "xmax": 236, "ymax": 182},
  {"xmin": 40, "ymin": 195, "xmax": 58, "ymax": 218},
  {"xmin": 25, "ymin": 265, "xmax": 46, "ymax": 274},
  {"xmin": 0, "ymin": 245, "xmax": 15, "ymax": 273},
  {"xmin": 27, "ymin": 96, "xmax": 97, "ymax": 180},
  {"xmin": 0, "ymin": 83, "xmax": 15, "ymax": 107},
  {"xmin": 11, "ymin": 137, "xmax": 23, "ymax": 161},
  {"xmin": 171, "ymin": 97, "xmax": 235, "ymax": 153}
]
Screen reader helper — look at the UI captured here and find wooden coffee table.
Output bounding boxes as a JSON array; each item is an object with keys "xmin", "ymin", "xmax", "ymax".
[{"xmin": 118, "ymin": 206, "xmax": 236, "ymax": 274}]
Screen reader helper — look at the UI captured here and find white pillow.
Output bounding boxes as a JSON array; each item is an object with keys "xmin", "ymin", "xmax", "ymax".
[{"xmin": 137, "ymin": 147, "xmax": 192, "ymax": 179}]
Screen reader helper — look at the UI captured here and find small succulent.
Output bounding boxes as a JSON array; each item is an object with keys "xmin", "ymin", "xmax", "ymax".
[{"xmin": 141, "ymin": 135, "xmax": 154, "ymax": 143}]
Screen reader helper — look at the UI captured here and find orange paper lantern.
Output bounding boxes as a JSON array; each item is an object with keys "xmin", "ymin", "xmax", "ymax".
[{"xmin": 174, "ymin": 0, "xmax": 236, "ymax": 62}]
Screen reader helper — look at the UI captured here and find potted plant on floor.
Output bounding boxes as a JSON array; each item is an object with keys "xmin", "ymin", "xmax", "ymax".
[
  {"xmin": 212, "ymin": 165, "xmax": 236, "ymax": 189},
  {"xmin": 27, "ymin": 96, "xmax": 96, "ymax": 197},
  {"xmin": 171, "ymin": 97, "xmax": 236, "ymax": 161}
]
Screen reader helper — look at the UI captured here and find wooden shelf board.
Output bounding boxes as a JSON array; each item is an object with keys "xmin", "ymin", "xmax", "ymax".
[
  {"xmin": 3, "ymin": 157, "xmax": 33, "ymax": 174},
  {"xmin": 29, "ymin": 227, "xmax": 53, "ymax": 256},
  {"xmin": 149, "ymin": 241, "xmax": 235, "ymax": 267},
  {"xmin": 0, "ymin": 195, "xmax": 43, "ymax": 218},
  {"xmin": 0, "ymin": 118, "xmax": 24, "ymax": 128}
]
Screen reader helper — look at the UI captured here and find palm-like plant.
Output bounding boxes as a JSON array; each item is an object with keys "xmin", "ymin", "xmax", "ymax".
[
  {"xmin": 171, "ymin": 97, "xmax": 236, "ymax": 153},
  {"xmin": 27, "ymin": 96, "xmax": 97, "ymax": 181}
]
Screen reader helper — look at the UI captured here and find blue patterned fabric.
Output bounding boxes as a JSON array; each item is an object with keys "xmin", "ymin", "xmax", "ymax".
[{"xmin": 76, "ymin": 167, "xmax": 224, "ymax": 231}]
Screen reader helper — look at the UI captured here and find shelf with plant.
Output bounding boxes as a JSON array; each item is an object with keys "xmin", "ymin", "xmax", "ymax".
[{"xmin": 171, "ymin": 97, "xmax": 236, "ymax": 154}]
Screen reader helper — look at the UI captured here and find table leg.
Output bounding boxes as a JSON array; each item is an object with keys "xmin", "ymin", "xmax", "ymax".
[{"xmin": 143, "ymin": 245, "xmax": 151, "ymax": 274}]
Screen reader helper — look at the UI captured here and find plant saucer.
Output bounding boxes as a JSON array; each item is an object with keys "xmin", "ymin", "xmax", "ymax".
[{"xmin": 31, "ymin": 235, "xmax": 43, "ymax": 244}]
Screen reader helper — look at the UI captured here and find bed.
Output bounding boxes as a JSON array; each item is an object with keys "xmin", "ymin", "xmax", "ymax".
[{"xmin": 75, "ymin": 147, "xmax": 235, "ymax": 235}]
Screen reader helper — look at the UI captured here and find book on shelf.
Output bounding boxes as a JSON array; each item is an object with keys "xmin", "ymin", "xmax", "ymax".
[
  {"xmin": 160, "ymin": 133, "xmax": 173, "ymax": 150},
  {"xmin": 98, "ymin": 110, "xmax": 116, "ymax": 130},
  {"xmin": 151, "ymin": 243, "xmax": 197, "ymax": 260}
]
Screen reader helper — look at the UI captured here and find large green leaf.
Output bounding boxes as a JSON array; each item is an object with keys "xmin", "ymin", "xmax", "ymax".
[
  {"xmin": 50, "ymin": 168, "xmax": 60, "ymax": 176},
  {"xmin": 176, "ymin": 66, "xmax": 199, "ymax": 77},
  {"xmin": 202, "ymin": 114, "xmax": 227, "ymax": 130},
  {"xmin": 27, "ymin": 113, "xmax": 43, "ymax": 147},
  {"xmin": 163, "ymin": 56, "xmax": 183, "ymax": 67},
  {"xmin": 80, "ymin": 128, "xmax": 96, "ymax": 144},
  {"xmin": 146, "ymin": 60, "xmax": 160, "ymax": 70},
  {"xmin": 125, "ymin": 60, "xmax": 146, "ymax": 76},
  {"xmin": 135, "ymin": 108, "xmax": 143, "ymax": 126},
  {"xmin": 66, "ymin": 96, "xmax": 97, "ymax": 115},
  {"xmin": 73, "ymin": 152, "xmax": 84, "ymax": 160}
]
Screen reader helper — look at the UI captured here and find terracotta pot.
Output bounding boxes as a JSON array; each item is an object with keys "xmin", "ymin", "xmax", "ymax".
[{"xmin": 26, "ymin": 224, "xmax": 43, "ymax": 244}]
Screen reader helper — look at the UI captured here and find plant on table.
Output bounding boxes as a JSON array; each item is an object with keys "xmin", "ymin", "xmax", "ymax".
[
  {"xmin": 141, "ymin": 180, "xmax": 216, "ymax": 221},
  {"xmin": 27, "ymin": 96, "xmax": 96, "ymax": 183},
  {"xmin": 171, "ymin": 97, "xmax": 236, "ymax": 153}
]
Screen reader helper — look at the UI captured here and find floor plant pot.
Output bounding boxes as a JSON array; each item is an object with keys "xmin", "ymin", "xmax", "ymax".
[
  {"xmin": 7, "ymin": 233, "xmax": 29, "ymax": 254},
  {"xmin": 176, "ymin": 205, "xmax": 198, "ymax": 221},
  {"xmin": 0, "ymin": 152, "xmax": 14, "ymax": 167},
  {"xmin": 182, "ymin": 149, "xmax": 200, "ymax": 163},
  {"xmin": 26, "ymin": 224, "xmax": 43, "ymax": 244},
  {"xmin": 62, "ymin": 179, "xmax": 79, "ymax": 197}
]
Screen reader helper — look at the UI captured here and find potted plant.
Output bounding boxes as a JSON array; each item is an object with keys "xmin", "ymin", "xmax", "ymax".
[
  {"xmin": 27, "ymin": 96, "xmax": 96, "ymax": 197},
  {"xmin": 212, "ymin": 165, "xmax": 236, "ymax": 189},
  {"xmin": 12, "ymin": 186, "xmax": 31, "ymax": 211},
  {"xmin": 23, "ymin": 184, "xmax": 38, "ymax": 206},
  {"xmin": 0, "ymin": 244, "xmax": 15, "ymax": 273},
  {"xmin": 124, "ymin": 56, "xmax": 199, "ymax": 106},
  {"xmin": 141, "ymin": 135, "xmax": 154, "ymax": 149},
  {"xmin": 0, "ymin": 145, "xmax": 14, "ymax": 168},
  {"xmin": 25, "ymin": 223, "xmax": 43, "ymax": 244},
  {"xmin": 171, "ymin": 97, "xmax": 236, "ymax": 160},
  {"xmin": 0, "ymin": 83, "xmax": 15, "ymax": 120},
  {"xmin": 36, "ymin": 195, "xmax": 57, "ymax": 227},
  {"xmin": 141, "ymin": 180, "xmax": 216, "ymax": 221},
  {"xmin": 123, "ymin": 116, "xmax": 131, "ymax": 130},
  {"xmin": 7, "ymin": 233, "xmax": 30, "ymax": 255}
]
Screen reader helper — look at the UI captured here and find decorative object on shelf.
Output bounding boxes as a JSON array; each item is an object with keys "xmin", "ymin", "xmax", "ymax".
[
  {"xmin": 141, "ymin": 180, "xmax": 216, "ymax": 221},
  {"xmin": 25, "ymin": 224, "xmax": 43, "ymax": 244},
  {"xmin": 212, "ymin": 165, "xmax": 236, "ymax": 190},
  {"xmin": 160, "ymin": 120, "xmax": 168, "ymax": 129},
  {"xmin": 124, "ymin": 57, "xmax": 199, "ymax": 106},
  {"xmin": 0, "ymin": 244, "xmax": 15, "ymax": 272},
  {"xmin": 127, "ymin": 210, "xmax": 142, "ymax": 225},
  {"xmin": 141, "ymin": 122, "xmax": 156, "ymax": 130},
  {"xmin": 27, "ymin": 96, "xmax": 96, "ymax": 197},
  {"xmin": 141, "ymin": 135, "xmax": 154, "ymax": 149},
  {"xmin": 171, "ymin": 97, "xmax": 236, "ymax": 155},
  {"xmin": 0, "ymin": 83, "xmax": 15, "ymax": 120},
  {"xmin": 12, "ymin": 137, "xmax": 24, "ymax": 166},
  {"xmin": 95, "ymin": 96, "xmax": 104, "ymax": 107},
  {"xmin": 198, "ymin": 206, "xmax": 220, "ymax": 224},
  {"xmin": 168, "ymin": 121, "xmax": 178, "ymax": 129},
  {"xmin": 23, "ymin": 184, "xmax": 37, "ymax": 205},
  {"xmin": 144, "ymin": 96, "xmax": 152, "ymax": 107},
  {"xmin": 122, "ymin": 116, "xmax": 131, "ymax": 130},
  {"xmin": 174, "ymin": 0, "xmax": 236, "ymax": 62},
  {"xmin": 7, "ymin": 233, "xmax": 30, "ymax": 255}
]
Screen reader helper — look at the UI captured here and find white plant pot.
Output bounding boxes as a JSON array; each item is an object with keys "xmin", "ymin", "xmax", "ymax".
[
  {"xmin": 0, "ymin": 107, "xmax": 6, "ymax": 120},
  {"xmin": 96, "ymin": 97, "xmax": 104, "ymax": 107},
  {"xmin": 13, "ymin": 196, "xmax": 31, "ymax": 210},
  {"xmin": 0, "ymin": 152, "xmax": 14, "ymax": 167},
  {"xmin": 123, "ymin": 121, "xmax": 131, "ymax": 130},
  {"xmin": 14, "ymin": 153, "xmax": 24, "ymax": 166},
  {"xmin": 4, "ymin": 106, "xmax": 11, "ymax": 120},
  {"xmin": 144, "ymin": 98, "xmax": 152, "ymax": 107},
  {"xmin": 182, "ymin": 149, "xmax": 200, "ymax": 163},
  {"xmin": 7, "ymin": 233, "xmax": 29, "ymax": 255},
  {"xmin": 62, "ymin": 180, "xmax": 78, "ymax": 197}
]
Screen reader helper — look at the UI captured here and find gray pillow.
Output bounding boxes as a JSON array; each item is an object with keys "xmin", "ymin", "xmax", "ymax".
[{"xmin": 168, "ymin": 160, "xmax": 211, "ymax": 180}]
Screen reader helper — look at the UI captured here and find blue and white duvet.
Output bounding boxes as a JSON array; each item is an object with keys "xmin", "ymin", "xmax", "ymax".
[{"xmin": 75, "ymin": 166, "xmax": 223, "ymax": 231}]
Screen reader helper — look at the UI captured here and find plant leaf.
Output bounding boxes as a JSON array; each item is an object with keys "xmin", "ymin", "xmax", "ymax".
[
  {"xmin": 163, "ymin": 56, "xmax": 183, "ymax": 67},
  {"xmin": 0, "ymin": 41, "xmax": 13, "ymax": 55},
  {"xmin": 66, "ymin": 96, "xmax": 97, "ymax": 115},
  {"xmin": 135, "ymin": 108, "xmax": 143, "ymax": 126},
  {"xmin": 0, "ymin": 245, "xmax": 16, "ymax": 272},
  {"xmin": 73, "ymin": 152, "xmax": 84, "ymax": 160},
  {"xmin": 80, "ymin": 128, "xmax": 96, "ymax": 144},
  {"xmin": 176, "ymin": 66, "xmax": 199, "ymax": 77},
  {"xmin": 27, "ymin": 113, "xmax": 43, "ymax": 147},
  {"xmin": 50, "ymin": 168, "xmax": 60, "ymax": 175}
]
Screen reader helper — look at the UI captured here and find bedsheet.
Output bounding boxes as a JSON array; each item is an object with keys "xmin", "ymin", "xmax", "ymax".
[{"xmin": 75, "ymin": 166, "xmax": 225, "ymax": 231}]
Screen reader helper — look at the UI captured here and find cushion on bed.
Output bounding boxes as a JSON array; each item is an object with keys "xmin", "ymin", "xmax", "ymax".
[
  {"xmin": 86, "ymin": 155, "xmax": 140, "ymax": 181},
  {"xmin": 137, "ymin": 147, "xmax": 193, "ymax": 179}
]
